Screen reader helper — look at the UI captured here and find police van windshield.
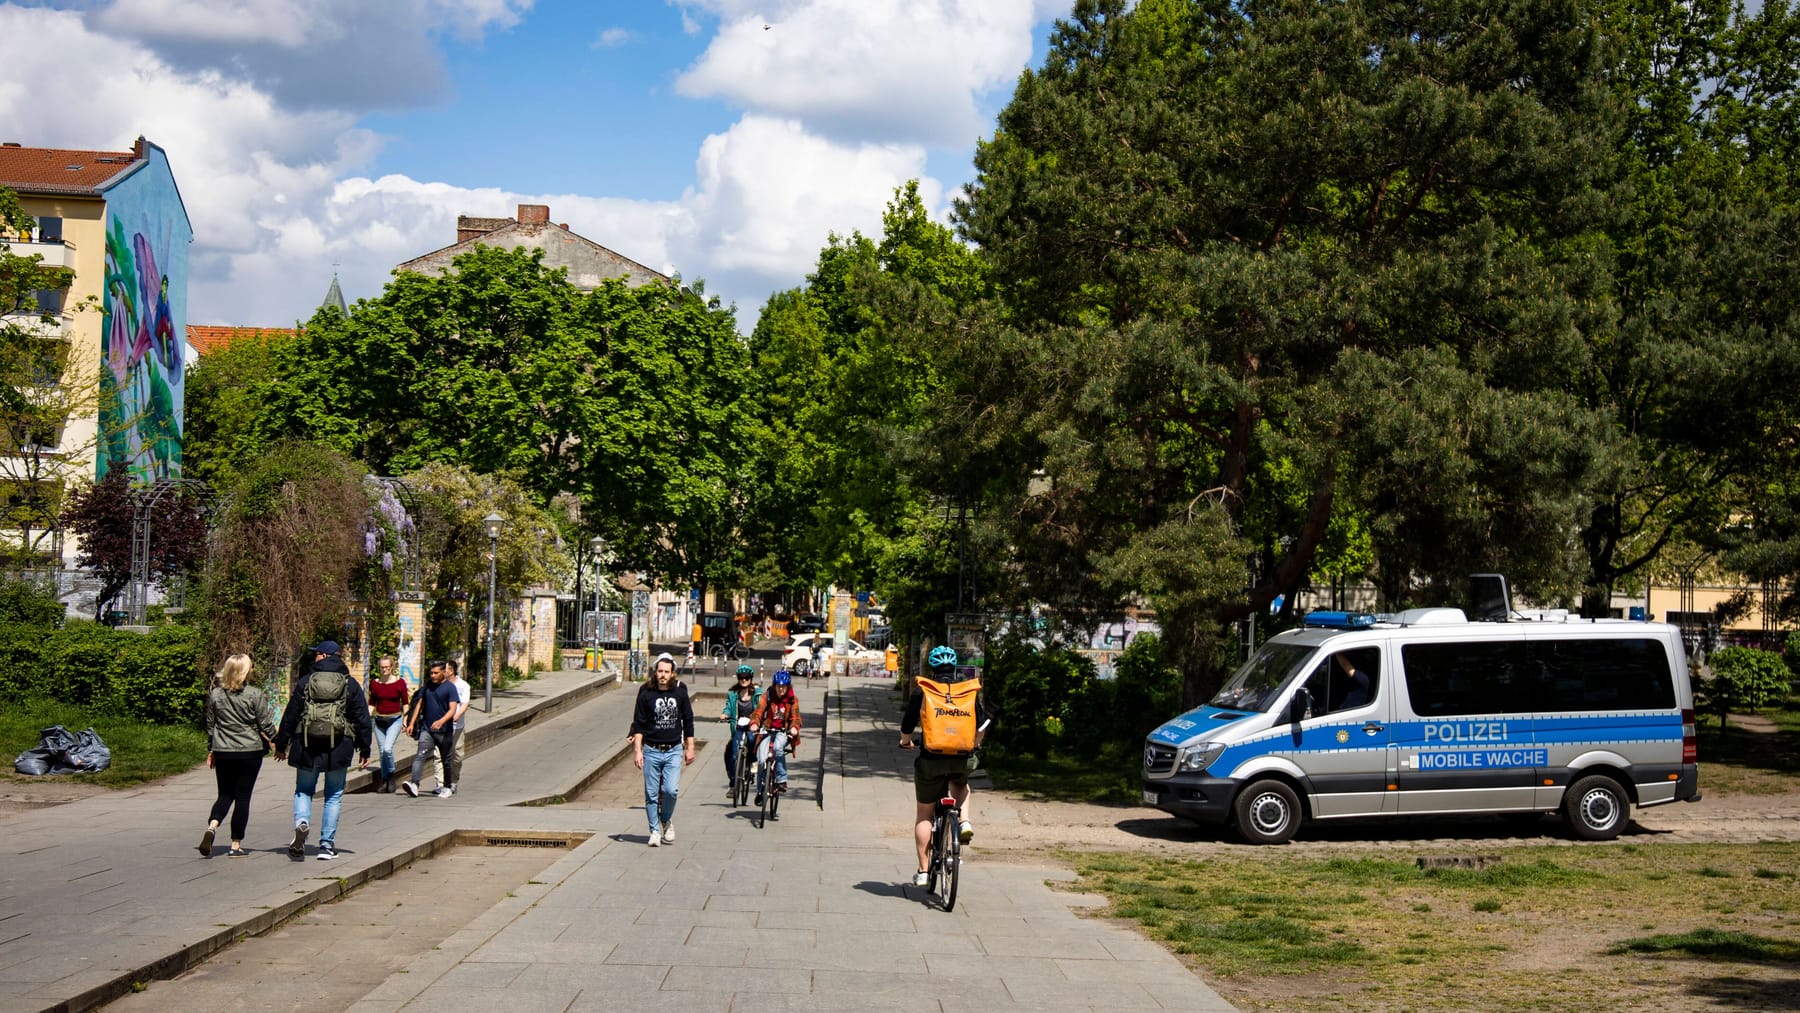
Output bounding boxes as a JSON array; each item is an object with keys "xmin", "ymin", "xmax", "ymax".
[{"xmin": 1208, "ymin": 643, "xmax": 1316, "ymax": 713}]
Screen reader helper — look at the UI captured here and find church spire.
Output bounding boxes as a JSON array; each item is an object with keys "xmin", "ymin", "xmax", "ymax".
[{"xmin": 322, "ymin": 268, "xmax": 348, "ymax": 317}]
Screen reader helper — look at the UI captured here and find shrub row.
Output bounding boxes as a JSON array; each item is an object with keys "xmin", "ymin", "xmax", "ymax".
[
  {"xmin": 0, "ymin": 621, "xmax": 209, "ymax": 727},
  {"xmin": 980, "ymin": 633, "xmax": 1182, "ymax": 761}
]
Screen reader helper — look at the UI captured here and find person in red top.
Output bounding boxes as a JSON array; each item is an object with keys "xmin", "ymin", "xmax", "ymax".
[
  {"xmin": 749, "ymin": 670, "xmax": 802, "ymax": 804},
  {"xmin": 366, "ymin": 656, "xmax": 410, "ymax": 793}
]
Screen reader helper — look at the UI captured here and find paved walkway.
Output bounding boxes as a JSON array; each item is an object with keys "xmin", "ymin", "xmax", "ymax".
[{"xmin": 1, "ymin": 669, "xmax": 1234, "ymax": 1012}]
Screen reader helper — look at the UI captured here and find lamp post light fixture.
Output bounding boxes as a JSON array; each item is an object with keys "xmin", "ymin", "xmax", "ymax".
[{"xmin": 482, "ymin": 511, "xmax": 503, "ymax": 713}]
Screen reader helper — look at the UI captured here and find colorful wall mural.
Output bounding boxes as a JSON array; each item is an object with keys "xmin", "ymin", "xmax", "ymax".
[{"xmin": 97, "ymin": 142, "xmax": 190, "ymax": 482}]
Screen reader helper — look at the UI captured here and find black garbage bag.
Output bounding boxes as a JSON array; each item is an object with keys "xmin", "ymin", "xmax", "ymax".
[{"xmin": 13, "ymin": 725, "xmax": 112, "ymax": 775}]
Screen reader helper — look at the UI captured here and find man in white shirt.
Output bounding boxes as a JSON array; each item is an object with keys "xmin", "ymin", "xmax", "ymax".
[{"xmin": 432, "ymin": 658, "xmax": 471, "ymax": 797}]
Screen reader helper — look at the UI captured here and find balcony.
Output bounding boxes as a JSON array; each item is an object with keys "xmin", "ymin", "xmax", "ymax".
[{"xmin": 4, "ymin": 238, "xmax": 78, "ymax": 270}]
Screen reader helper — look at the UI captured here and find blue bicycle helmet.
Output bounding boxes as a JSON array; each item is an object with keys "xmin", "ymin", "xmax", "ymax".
[
  {"xmin": 928, "ymin": 645, "xmax": 958, "ymax": 669},
  {"xmin": 772, "ymin": 669, "xmax": 793, "ymax": 687}
]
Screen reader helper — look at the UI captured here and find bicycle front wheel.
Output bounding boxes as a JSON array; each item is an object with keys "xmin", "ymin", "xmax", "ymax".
[{"xmin": 757, "ymin": 758, "xmax": 773, "ymax": 828}]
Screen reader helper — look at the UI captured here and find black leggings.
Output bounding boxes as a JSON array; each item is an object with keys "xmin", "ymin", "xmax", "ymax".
[{"xmin": 208, "ymin": 750, "xmax": 264, "ymax": 841}]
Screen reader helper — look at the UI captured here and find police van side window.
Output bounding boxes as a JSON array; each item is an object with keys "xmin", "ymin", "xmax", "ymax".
[
  {"xmin": 1402, "ymin": 642, "xmax": 1537, "ymax": 717},
  {"xmin": 1535, "ymin": 638, "xmax": 1675, "ymax": 711}
]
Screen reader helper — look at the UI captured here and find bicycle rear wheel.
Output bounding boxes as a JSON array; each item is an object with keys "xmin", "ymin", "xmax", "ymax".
[{"xmin": 940, "ymin": 819, "xmax": 962, "ymax": 912}]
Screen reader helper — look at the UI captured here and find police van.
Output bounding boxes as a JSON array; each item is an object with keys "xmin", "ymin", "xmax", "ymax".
[{"xmin": 1141, "ymin": 605, "xmax": 1701, "ymax": 844}]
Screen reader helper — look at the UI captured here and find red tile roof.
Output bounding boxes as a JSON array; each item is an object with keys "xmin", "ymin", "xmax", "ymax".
[
  {"xmin": 186, "ymin": 325, "xmax": 296, "ymax": 356},
  {"xmin": 0, "ymin": 142, "xmax": 143, "ymax": 196}
]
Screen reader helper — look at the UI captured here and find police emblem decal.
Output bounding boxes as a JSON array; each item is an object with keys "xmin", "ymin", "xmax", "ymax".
[{"xmin": 1336, "ymin": 729, "xmax": 1350, "ymax": 744}]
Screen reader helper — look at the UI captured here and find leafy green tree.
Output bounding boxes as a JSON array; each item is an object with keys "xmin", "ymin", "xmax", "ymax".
[
  {"xmin": 182, "ymin": 328, "xmax": 297, "ymax": 490},
  {"xmin": 931, "ymin": 0, "xmax": 1625, "ymax": 697},
  {"xmin": 1702, "ymin": 646, "xmax": 1793, "ymax": 732},
  {"xmin": 59, "ymin": 466, "xmax": 208, "ymax": 620},
  {"xmin": 182, "ymin": 246, "xmax": 751, "ymax": 597},
  {"xmin": 1573, "ymin": 0, "xmax": 1800, "ymax": 615},
  {"xmin": 1, "ymin": 186, "xmax": 86, "ymax": 571}
]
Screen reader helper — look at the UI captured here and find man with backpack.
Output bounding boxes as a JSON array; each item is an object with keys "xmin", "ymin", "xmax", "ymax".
[
  {"xmin": 274, "ymin": 641, "xmax": 372, "ymax": 861},
  {"xmin": 898, "ymin": 645, "xmax": 989, "ymax": 888}
]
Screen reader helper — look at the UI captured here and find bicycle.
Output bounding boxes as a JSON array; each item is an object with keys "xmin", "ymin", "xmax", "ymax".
[
  {"xmin": 707, "ymin": 639, "xmax": 745, "ymax": 665},
  {"xmin": 730, "ymin": 717, "xmax": 755, "ymax": 808},
  {"xmin": 752, "ymin": 729, "xmax": 793, "ymax": 829},
  {"xmin": 924, "ymin": 794, "xmax": 964, "ymax": 911}
]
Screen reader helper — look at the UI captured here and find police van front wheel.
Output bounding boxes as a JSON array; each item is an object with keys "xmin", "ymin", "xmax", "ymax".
[
  {"xmin": 1234, "ymin": 780, "xmax": 1301, "ymax": 845},
  {"xmin": 1563, "ymin": 775, "xmax": 1628, "ymax": 841}
]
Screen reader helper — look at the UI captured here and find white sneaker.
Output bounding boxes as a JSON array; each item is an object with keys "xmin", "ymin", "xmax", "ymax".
[
  {"xmin": 647, "ymin": 830, "xmax": 662, "ymax": 847},
  {"xmin": 661, "ymin": 824, "xmax": 675, "ymax": 844},
  {"xmin": 959, "ymin": 820, "xmax": 975, "ymax": 844},
  {"xmin": 401, "ymin": 781, "xmax": 418, "ymax": 798},
  {"xmin": 433, "ymin": 786, "xmax": 453, "ymax": 798},
  {"xmin": 911, "ymin": 870, "xmax": 929, "ymax": 888}
]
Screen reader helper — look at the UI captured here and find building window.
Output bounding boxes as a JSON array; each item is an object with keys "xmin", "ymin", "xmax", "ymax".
[
  {"xmin": 35, "ymin": 217, "xmax": 63, "ymax": 243},
  {"xmin": 31, "ymin": 288, "xmax": 66, "ymax": 316}
]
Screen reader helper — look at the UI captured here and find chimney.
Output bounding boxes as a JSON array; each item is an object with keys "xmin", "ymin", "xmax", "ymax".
[{"xmin": 517, "ymin": 204, "xmax": 550, "ymax": 224}]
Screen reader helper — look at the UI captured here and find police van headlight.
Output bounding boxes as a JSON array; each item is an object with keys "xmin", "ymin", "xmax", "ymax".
[{"xmin": 1178, "ymin": 743, "xmax": 1223, "ymax": 773}]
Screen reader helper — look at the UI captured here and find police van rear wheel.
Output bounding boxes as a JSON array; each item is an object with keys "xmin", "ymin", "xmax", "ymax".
[
  {"xmin": 1564, "ymin": 775, "xmax": 1628, "ymax": 841},
  {"xmin": 1234, "ymin": 780, "xmax": 1301, "ymax": 845}
]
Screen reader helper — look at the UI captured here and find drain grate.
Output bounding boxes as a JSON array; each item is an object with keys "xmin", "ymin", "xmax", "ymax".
[{"xmin": 485, "ymin": 836, "xmax": 571, "ymax": 848}]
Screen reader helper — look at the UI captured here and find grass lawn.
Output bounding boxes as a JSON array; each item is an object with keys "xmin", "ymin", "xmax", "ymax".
[
  {"xmin": 1697, "ymin": 693, "xmax": 1800, "ymax": 795},
  {"xmin": 984, "ymin": 744, "xmax": 1140, "ymax": 806},
  {"xmin": 1066, "ymin": 842, "xmax": 1800, "ymax": 1012},
  {"xmin": 0, "ymin": 699, "xmax": 206, "ymax": 787}
]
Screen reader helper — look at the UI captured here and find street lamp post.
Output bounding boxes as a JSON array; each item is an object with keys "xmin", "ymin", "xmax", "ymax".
[
  {"xmin": 483, "ymin": 512, "xmax": 503, "ymax": 713},
  {"xmin": 589, "ymin": 536, "xmax": 606, "ymax": 642}
]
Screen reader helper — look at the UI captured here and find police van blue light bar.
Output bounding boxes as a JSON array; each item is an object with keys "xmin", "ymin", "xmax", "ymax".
[{"xmin": 1301, "ymin": 610, "xmax": 1376, "ymax": 629}]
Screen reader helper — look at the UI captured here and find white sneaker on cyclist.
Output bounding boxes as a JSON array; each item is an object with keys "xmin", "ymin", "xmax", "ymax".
[
  {"xmin": 911, "ymin": 870, "xmax": 929, "ymax": 888},
  {"xmin": 959, "ymin": 820, "xmax": 975, "ymax": 844}
]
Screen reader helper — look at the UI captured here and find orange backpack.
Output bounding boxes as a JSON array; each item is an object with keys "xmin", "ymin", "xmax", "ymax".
[{"xmin": 916, "ymin": 676, "xmax": 980, "ymax": 754}]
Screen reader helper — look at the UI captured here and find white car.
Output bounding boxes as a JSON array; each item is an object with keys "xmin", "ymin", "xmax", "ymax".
[{"xmin": 782, "ymin": 633, "xmax": 882, "ymax": 672}]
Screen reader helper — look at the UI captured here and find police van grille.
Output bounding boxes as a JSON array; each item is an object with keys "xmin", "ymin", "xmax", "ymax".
[{"xmin": 1144, "ymin": 743, "xmax": 1176, "ymax": 775}]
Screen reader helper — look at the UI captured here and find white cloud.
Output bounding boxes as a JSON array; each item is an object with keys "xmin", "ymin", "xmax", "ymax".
[
  {"xmin": 673, "ymin": 0, "xmax": 1050, "ymax": 146},
  {"xmin": 3, "ymin": 1, "xmax": 1032, "ymax": 330},
  {"xmin": 593, "ymin": 25, "xmax": 633, "ymax": 48}
]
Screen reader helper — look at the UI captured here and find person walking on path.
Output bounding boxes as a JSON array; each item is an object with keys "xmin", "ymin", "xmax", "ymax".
[
  {"xmin": 720, "ymin": 664, "xmax": 760, "ymax": 790},
  {"xmin": 431, "ymin": 658, "xmax": 470, "ymax": 796},
  {"xmin": 631, "ymin": 653, "xmax": 695, "ymax": 846},
  {"xmin": 273, "ymin": 641, "xmax": 372, "ymax": 861},
  {"xmin": 367, "ymin": 656, "xmax": 410, "ymax": 793},
  {"xmin": 199, "ymin": 654, "xmax": 279, "ymax": 858},
  {"xmin": 401, "ymin": 661, "xmax": 460, "ymax": 798}
]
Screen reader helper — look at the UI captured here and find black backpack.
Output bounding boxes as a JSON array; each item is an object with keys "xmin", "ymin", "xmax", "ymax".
[{"xmin": 302, "ymin": 669, "xmax": 350, "ymax": 748}]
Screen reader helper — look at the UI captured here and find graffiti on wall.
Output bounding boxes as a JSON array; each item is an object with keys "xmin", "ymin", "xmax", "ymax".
[{"xmin": 99, "ymin": 215, "xmax": 183, "ymax": 480}]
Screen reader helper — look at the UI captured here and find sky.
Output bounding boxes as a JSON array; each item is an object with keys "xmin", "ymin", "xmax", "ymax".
[{"xmin": 0, "ymin": 0, "xmax": 1066, "ymax": 329}]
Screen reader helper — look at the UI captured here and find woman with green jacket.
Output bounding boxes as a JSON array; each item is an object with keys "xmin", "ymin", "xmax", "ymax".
[{"xmin": 200, "ymin": 654, "xmax": 278, "ymax": 858}]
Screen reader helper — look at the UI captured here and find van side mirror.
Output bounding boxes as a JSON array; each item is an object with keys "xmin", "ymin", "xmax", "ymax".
[{"xmin": 1289, "ymin": 689, "xmax": 1312, "ymax": 723}]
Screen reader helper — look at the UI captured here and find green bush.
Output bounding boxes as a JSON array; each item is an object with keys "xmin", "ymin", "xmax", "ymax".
[
  {"xmin": 113, "ymin": 625, "xmax": 208, "ymax": 726},
  {"xmin": 1785, "ymin": 631, "xmax": 1800, "ymax": 680},
  {"xmin": 1112, "ymin": 633, "xmax": 1182, "ymax": 742},
  {"xmin": 43, "ymin": 621, "xmax": 118, "ymax": 709},
  {"xmin": 0, "ymin": 576, "xmax": 64, "ymax": 627},
  {"xmin": 0, "ymin": 621, "xmax": 50, "ymax": 700},
  {"xmin": 0, "ymin": 620, "xmax": 207, "ymax": 727},
  {"xmin": 1703, "ymin": 647, "xmax": 1791, "ymax": 731},
  {"xmin": 983, "ymin": 639, "xmax": 1094, "ymax": 760}
]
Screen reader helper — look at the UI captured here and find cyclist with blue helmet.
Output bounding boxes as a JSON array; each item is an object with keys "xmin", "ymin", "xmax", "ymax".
[
  {"xmin": 719, "ymin": 664, "xmax": 761, "ymax": 790},
  {"xmin": 749, "ymin": 669, "xmax": 802, "ymax": 804},
  {"xmin": 899, "ymin": 645, "xmax": 989, "ymax": 887}
]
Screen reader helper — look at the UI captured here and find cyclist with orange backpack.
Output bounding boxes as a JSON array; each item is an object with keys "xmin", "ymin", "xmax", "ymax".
[{"xmin": 898, "ymin": 645, "xmax": 989, "ymax": 887}]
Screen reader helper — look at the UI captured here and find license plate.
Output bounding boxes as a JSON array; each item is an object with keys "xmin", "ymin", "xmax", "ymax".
[{"xmin": 1141, "ymin": 789, "xmax": 1159, "ymax": 806}]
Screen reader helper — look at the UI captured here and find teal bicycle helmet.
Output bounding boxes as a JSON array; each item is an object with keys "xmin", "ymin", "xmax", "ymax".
[
  {"xmin": 735, "ymin": 664, "xmax": 755, "ymax": 679},
  {"xmin": 928, "ymin": 645, "xmax": 958, "ymax": 669}
]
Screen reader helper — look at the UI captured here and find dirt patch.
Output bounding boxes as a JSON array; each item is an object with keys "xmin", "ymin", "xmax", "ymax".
[{"xmin": 0, "ymin": 774, "xmax": 112, "ymax": 817}]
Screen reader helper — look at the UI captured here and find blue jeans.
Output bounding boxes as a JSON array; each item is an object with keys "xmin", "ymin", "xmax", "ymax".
[
  {"xmin": 642, "ymin": 744, "xmax": 682, "ymax": 834},
  {"xmin": 293, "ymin": 766, "xmax": 347, "ymax": 845},
  {"xmin": 755, "ymin": 731, "xmax": 789, "ymax": 791},
  {"xmin": 374, "ymin": 718, "xmax": 404, "ymax": 778}
]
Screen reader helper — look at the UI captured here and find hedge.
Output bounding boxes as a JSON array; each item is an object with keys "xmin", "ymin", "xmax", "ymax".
[{"xmin": 0, "ymin": 621, "xmax": 208, "ymax": 727}]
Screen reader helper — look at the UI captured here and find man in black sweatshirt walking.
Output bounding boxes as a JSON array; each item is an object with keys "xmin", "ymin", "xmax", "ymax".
[{"xmin": 630, "ymin": 653, "xmax": 695, "ymax": 846}]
